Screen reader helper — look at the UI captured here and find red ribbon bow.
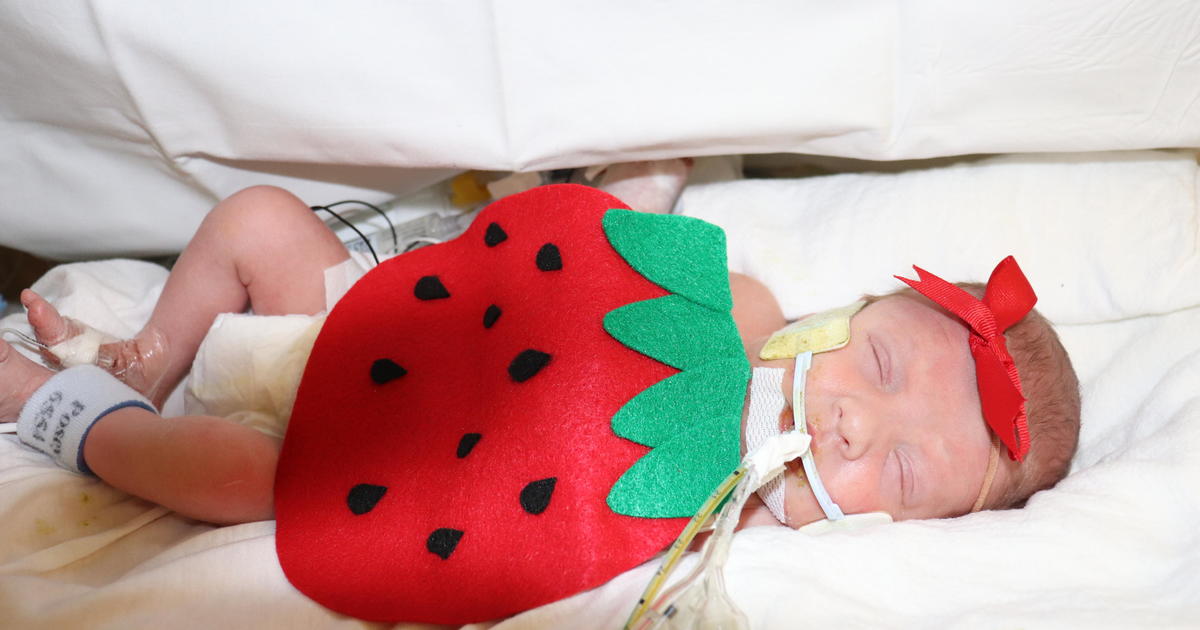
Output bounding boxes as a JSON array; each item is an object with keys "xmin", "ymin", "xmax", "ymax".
[{"xmin": 895, "ymin": 256, "xmax": 1037, "ymax": 461}]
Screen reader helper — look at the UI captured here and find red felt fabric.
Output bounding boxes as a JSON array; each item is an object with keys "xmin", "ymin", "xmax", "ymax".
[{"xmin": 275, "ymin": 185, "xmax": 689, "ymax": 623}]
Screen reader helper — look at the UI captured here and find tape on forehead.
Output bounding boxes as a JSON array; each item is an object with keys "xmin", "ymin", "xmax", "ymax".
[{"xmin": 758, "ymin": 300, "xmax": 866, "ymax": 360}]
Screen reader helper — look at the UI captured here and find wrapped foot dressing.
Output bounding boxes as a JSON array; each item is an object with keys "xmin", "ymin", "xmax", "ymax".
[{"xmin": 46, "ymin": 319, "xmax": 119, "ymax": 368}]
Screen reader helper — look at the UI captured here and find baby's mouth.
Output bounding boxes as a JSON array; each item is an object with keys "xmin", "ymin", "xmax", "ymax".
[
  {"xmin": 779, "ymin": 409, "xmax": 795, "ymax": 433},
  {"xmin": 777, "ymin": 412, "xmax": 810, "ymax": 485},
  {"xmin": 785, "ymin": 458, "xmax": 808, "ymax": 487},
  {"xmin": 779, "ymin": 408, "xmax": 820, "ymax": 441}
]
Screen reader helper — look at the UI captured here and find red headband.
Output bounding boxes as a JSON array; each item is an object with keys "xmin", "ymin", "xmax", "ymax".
[{"xmin": 895, "ymin": 256, "xmax": 1036, "ymax": 461}]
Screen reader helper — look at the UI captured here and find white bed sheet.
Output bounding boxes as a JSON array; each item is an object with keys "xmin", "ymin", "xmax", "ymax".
[
  {"xmin": 1, "ymin": 150, "xmax": 1198, "ymax": 628},
  {"xmin": 2, "ymin": 1, "xmax": 1199, "ymax": 259}
]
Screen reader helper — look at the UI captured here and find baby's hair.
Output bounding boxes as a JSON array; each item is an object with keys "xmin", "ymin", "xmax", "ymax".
[{"xmin": 863, "ymin": 282, "xmax": 1081, "ymax": 511}]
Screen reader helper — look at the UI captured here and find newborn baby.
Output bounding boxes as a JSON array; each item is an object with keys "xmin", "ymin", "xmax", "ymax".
[
  {"xmin": 0, "ymin": 179, "xmax": 1085, "ymax": 623},
  {"xmin": 733, "ymin": 277, "xmax": 1081, "ymax": 529},
  {"xmin": 0, "ymin": 183, "xmax": 1080, "ymax": 532}
]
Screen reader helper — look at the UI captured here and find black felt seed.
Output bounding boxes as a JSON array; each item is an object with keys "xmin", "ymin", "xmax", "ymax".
[
  {"xmin": 427, "ymin": 528, "xmax": 464, "ymax": 560},
  {"xmin": 414, "ymin": 275, "xmax": 450, "ymax": 300},
  {"xmin": 536, "ymin": 243, "xmax": 562, "ymax": 271},
  {"xmin": 484, "ymin": 222, "xmax": 508, "ymax": 247},
  {"xmin": 370, "ymin": 358, "xmax": 407, "ymax": 384},
  {"xmin": 346, "ymin": 484, "xmax": 388, "ymax": 515},
  {"xmin": 483, "ymin": 304, "xmax": 502, "ymax": 329},
  {"xmin": 520, "ymin": 477, "xmax": 557, "ymax": 515},
  {"xmin": 457, "ymin": 433, "xmax": 482, "ymax": 458},
  {"xmin": 508, "ymin": 349, "xmax": 552, "ymax": 383}
]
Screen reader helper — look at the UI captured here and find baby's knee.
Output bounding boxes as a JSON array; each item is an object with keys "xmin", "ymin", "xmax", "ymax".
[
  {"xmin": 208, "ymin": 185, "xmax": 315, "ymax": 233},
  {"xmin": 201, "ymin": 186, "xmax": 346, "ymax": 259}
]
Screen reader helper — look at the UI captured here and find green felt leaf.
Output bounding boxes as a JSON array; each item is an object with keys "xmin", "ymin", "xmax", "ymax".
[
  {"xmin": 603, "ymin": 295, "xmax": 743, "ymax": 370},
  {"xmin": 600, "ymin": 209, "xmax": 749, "ymax": 520},
  {"xmin": 611, "ymin": 358, "xmax": 750, "ymax": 448},
  {"xmin": 607, "ymin": 414, "xmax": 743, "ymax": 518},
  {"xmin": 603, "ymin": 210, "xmax": 732, "ymax": 312}
]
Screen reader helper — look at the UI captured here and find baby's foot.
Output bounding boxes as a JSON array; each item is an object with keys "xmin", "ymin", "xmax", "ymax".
[
  {"xmin": 21, "ymin": 289, "xmax": 88, "ymax": 352},
  {"xmin": 0, "ymin": 339, "xmax": 52, "ymax": 421},
  {"xmin": 21, "ymin": 289, "xmax": 170, "ymax": 406},
  {"xmin": 595, "ymin": 158, "xmax": 694, "ymax": 213}
]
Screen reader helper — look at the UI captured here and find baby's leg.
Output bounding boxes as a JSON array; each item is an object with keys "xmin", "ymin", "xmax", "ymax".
[
  {"xmin": 25, "ymin": 186, "xmax": 350, "ymax": 407},
  {"xmin": 1, "ymin": 340, "xmax": 275, "ymax": 523}
]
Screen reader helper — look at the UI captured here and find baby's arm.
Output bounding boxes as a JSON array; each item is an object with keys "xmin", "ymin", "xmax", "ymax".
[
  {"xmin": 729, "ymin": 272, "xmax": 787, "ymax": 348},
  {"xmin": 84, "ymin": 405, "xmax": 279, "ymax": 523},
  {"xmin": 2, "ymin": 340, "xmax": 278, "ymax": 523}
]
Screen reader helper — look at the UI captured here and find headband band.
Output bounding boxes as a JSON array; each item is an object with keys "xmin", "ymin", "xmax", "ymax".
[{"xmin": 971, "ymin": 437, "xmax": 1001, "ymax": 513}]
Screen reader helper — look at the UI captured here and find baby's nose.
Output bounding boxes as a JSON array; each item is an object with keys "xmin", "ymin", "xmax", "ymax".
[{"xmin": 832, "ymin": 402, "xmax": 876, "ymax": 461}]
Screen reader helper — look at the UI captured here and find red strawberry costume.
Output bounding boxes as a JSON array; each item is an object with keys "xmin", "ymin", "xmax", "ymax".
[{"xmin": 275, "ymin": 184, "xmax": 750, "ymax": 623}]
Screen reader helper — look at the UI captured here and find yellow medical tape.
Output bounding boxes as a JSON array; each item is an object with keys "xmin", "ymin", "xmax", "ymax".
[{"xmin": 758, "ymin": 300, "xmax": 865, "ymax": 360}]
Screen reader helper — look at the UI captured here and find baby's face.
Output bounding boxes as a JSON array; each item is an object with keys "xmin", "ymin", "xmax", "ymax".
[{"xmin": 752, "ymin": 295, "xmax": 1000, "ymax": 526}]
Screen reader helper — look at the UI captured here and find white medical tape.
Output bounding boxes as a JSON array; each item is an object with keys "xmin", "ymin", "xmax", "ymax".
[
  {"xmin": 745, "ymin": 367, "xmax": 789, "ymax": 524},
  {"xmin": 48, "ymin": 326, "xmax": 118, "ymax": 368},
  {"xmin": 794, "ymin": 351, "xmax": 845, "ymax": 520},
  {"xmin": 743, "ymin": 431, "xmax": 812, "ymax": 501},
  {"xmin": 16, "ymin": 365, "xmax": 156, "ymax": 474}
]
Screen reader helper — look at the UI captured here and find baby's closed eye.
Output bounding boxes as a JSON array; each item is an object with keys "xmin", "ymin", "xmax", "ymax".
[{"xmin": 868, "ymin": 333, "xmax": 899, "ymax": 390}]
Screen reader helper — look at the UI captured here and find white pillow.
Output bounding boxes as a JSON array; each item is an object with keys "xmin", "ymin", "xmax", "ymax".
[{"xmin": 679, "ymin": 150, "xmax": 1200, "ymax": 324}]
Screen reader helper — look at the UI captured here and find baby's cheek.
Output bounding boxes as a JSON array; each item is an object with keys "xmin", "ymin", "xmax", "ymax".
[
  {"xmin": 800, "ymin": 358, "xmax": 851, "ymax": 422},
  {"xmin": 817, "ymin": 457, "xmax": 884, "ymax": 515},
  {"xmin": 807, "ymin": 411, "xmax": 827, "ymax": 434},
  {"xmin": 803, "ymin": 360, "xmax": 828, "ymax": 394},
  {"xmin": 781, "ymin": 453, "xmax": 855, "ymax": 526}
]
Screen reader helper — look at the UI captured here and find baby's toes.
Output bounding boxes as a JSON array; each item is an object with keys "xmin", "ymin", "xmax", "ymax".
[{"xmin": 21, "ymin": 289, "xmax": 76, "ymax": 347}]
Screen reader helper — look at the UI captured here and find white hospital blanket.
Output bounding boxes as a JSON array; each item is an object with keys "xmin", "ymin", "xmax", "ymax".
[
  {"xmin": 3, "ymin": 1, "xmax": 1199, "ymax": 259},
  {"xmin": 1, "ymin": 150, "xmax": 1199, "ymax": 628}
]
